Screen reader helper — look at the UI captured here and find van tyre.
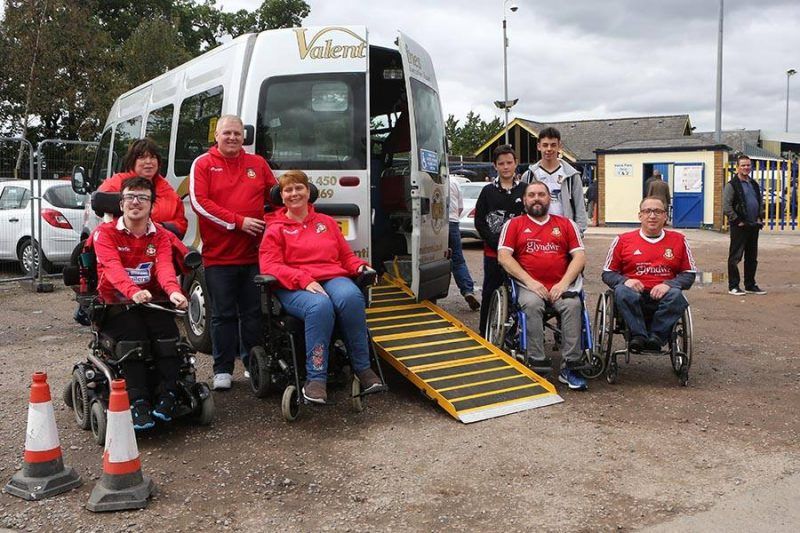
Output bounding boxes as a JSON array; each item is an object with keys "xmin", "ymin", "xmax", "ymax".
[{"xmin": 183, "ymin": 268, "xmax": 212, "ymax": 354}]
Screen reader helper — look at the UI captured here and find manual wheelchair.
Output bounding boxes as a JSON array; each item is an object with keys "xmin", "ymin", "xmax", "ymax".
[
  {"xmin": 246, "ymin": 185, "xmax": 388, "ymax": 421},
  {"xmin": 62, "ymin": 192, "xmax": 214, "ymax": 445},
  {"xmin": 593, "ymin": 289, "xmax": 693, "ymax": 386},
  {"xmin": 484, "ymin": 275, "xmax": 604, "ymax": 379}
]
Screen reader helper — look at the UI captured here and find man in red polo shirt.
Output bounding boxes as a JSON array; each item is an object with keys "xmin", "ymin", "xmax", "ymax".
[
  {"xmin": 93, "ymin": 176, "xmax": 188, "ymax": 430},
  {"xmin": 602, "ymin": 197, "xmax": 696, "ymax": 352},
  {"xmin": 498, "ymin": 181, "xmax": 588, "ymax": 390},
  {"xmin": 190, "ymin": 114, "xmax": 276, "ymax": 390}
]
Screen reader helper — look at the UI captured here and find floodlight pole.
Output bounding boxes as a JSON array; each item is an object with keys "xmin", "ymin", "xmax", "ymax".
[
  {"xmin": 786, "ymin": 68, "xmax": 796, "ymax": 132},
  {"xmin": 714, "ymin": 0, "xmax": 723, "ymax": 144},
  {"xmin": 503, "ymin": 15, "xmax": 509, "ymax": 144}
]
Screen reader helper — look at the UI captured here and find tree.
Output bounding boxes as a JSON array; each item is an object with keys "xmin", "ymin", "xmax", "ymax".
[{"xmin": 446, "ymin": 112, "xmax": 504, "ymax": 157}]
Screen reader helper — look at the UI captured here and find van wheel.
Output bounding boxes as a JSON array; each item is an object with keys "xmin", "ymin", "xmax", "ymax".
[{"xmin": 183, "ymin": 268, "xmax": 212, "ymax": 354}]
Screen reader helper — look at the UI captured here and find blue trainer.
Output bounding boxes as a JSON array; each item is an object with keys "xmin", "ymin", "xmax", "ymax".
[
  {"xmin": 558, "ymin": 367, "xmax": 588, "ymax": 391},
  {"xmin": 130, "ymin": 399, "xmax": 155, "ymax": 430}
]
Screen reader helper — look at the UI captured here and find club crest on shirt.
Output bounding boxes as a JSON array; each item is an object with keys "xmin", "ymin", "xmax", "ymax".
[
  {"xmin": 246, "ymin": 168, "xmax": 256, "ymax": 179},
  {"xmin": 315, "ymin": 222, "xmax": 327, "ymax": 234},
  {"xmin": 664, "ymin": 248, "xmax": 674, "ymax": 259},
  {"xmin": 556, "ymin": 174, "xmax": 564, "ymax": 184},
  {"xmin": 552, "ymin": 226, "xmax": 561, "ymax": 237},
  {"xmin": 145, "ymin": 243, "xmax": 157, "ymax": 257}
]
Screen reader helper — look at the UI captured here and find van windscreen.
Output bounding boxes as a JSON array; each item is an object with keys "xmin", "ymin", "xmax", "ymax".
[{"xmin": 257, "ymin": 73, "xmax": 367, "ymax": 170}]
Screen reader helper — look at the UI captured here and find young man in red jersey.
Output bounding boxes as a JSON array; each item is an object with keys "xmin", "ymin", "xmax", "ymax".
[
  {"xmin": 602, "ymin": 197, "xmax": 696, "ymax": 352},
  {"xmin": 498, "ymin": 181, "xmax": 588, "ymax": 390},
  {"xmin": 189, "ymin": 115, "xmax": 276, "ymax": 391},
  {"xmin": 93, "ymin": 177, "xmax": 189, "ymax": 430}
]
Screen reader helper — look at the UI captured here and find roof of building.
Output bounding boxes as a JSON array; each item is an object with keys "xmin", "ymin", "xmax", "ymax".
[
  {"xmin": 597, "ymin": 137, "xmax": 730, "ymax": 154},
  {"xmin": 694, "ymin": 129, "xmax": 782, "ymax": 160},
  {"xmin": 474, "ymin": 114, "xmax": 692, "ymax": 161}
]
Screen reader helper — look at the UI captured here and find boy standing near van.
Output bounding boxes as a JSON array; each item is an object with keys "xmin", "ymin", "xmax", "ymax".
[
  {"xmin": 521, "ymin": 127, "xmax": 588, "ymax": 235},
  {"xmin": 190, "ymin": 114, "xmax": 277, "ymax": 390}
]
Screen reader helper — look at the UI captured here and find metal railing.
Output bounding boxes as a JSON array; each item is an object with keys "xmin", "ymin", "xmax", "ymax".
[{"xmin": 723, "ymin": 160, "xmax": 799, "ymax": 231}]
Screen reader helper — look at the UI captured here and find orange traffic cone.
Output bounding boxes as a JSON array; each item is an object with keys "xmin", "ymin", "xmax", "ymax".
[
  {"xmin": 86, "ymin": 379, "xmax": 155, "ymax": 512},
  {"xmin": 5, "ymin": 372, "xmax": 82, "ymax": 500}
]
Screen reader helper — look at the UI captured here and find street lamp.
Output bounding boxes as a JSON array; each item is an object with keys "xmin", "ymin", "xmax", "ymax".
[
  {"xmin": 499, "ymin": 0, "xmax": 519, "ymax": 144},
  {"xmin": 786, "ymin": 68, "xmax": 796, "ymax": 132}
]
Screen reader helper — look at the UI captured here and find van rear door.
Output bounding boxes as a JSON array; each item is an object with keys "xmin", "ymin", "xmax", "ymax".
[{"xmin": 397, "ymin": 32, "xmax": 450, "ymax": 301}]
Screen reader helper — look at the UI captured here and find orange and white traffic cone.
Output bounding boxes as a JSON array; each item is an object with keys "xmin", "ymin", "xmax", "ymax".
[
  {"xmin": 86, "ymin": 379, "xmax": 155, "ymax": 512},
  {"xmin": 5, "ymin": 372, "xmax": 82, "ymax": 500}
]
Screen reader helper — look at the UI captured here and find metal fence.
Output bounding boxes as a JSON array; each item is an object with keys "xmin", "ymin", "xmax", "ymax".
[
  {"xmin": 724, "ymin": 160, "xmax": 799, "ymax": 231},
  {"xmin": 0, "ymin": 138, "xmax": 97, "ymax": 289}
]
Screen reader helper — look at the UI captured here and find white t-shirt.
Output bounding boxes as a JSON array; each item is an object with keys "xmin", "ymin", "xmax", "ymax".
[
  {"xmin": 530, "ymin": 165, "xmax": 565, "ymax": 216},
  {"xmin": 448, "ymin": 179, "xmax": 463, "ymax": 222}
]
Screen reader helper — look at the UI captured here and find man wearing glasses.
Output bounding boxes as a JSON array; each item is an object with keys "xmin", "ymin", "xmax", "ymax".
[
  {"xmin": 601, "ymin": 197, "xmax": 696, "ymax": 352},
  {"xmin": 93, "ymin": 177, "xmax": 189, "ymax": 430}
]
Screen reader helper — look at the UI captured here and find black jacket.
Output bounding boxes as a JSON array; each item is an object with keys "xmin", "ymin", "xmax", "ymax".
[{"xmin": 474, "ymin": 177, "xmax": 526, "ymax": 252}]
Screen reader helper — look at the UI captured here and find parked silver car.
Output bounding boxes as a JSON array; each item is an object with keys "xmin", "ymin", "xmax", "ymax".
[
  {"xmin": 0, "ymin": 180, "xmax": 86, "ymax": 275},
  {"xmin": 458, "ymin": 181, "xmax": 489, "ymax": 240}
]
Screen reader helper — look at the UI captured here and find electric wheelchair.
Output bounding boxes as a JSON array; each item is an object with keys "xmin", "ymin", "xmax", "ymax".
[
  {"xmin": 484, "ymin": 274, "xmax": 604, "ymax": 379},
  {"xmin": 247, "ymin": 185, "xmax": 388, "ymax": 421},
  {"xmin": 593, "ymin": 289, "xmax": 693, "ymax": 386},
  {"xmin": 62, "ymin": 192, "xmax": 214, "ymax": 445}
]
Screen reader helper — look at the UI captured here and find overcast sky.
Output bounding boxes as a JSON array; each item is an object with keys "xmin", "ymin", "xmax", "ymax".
[{"xmin": 217, "ymin": 0, "xmax": 800, "ymax": 133}]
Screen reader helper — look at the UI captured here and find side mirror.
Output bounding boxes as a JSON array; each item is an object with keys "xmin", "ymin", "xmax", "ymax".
[
  {"xmin": 243, "ymin": 125, "xmax": 255, "ymax": 146},
  {"xmin": 72, "ymin": 165, "xmax": 89, "ymax": 194}
]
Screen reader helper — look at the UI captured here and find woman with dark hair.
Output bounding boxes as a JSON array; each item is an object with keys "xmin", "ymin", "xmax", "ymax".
[
  {"xmin": 258, "ymin": 170, "xmax": 384, "ymax": 404},
  {"xmin": 98, "ymin": 138, "xmax": 187, "ymax": 238}
]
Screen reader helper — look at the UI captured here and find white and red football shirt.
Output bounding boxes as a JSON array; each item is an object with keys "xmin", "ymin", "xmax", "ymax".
[
  {"xmin": 498, "ymin": 214, "xmax": 584, "ymax": 290},
  {"xmin": 603, "ymin": 229, "xmax": 696, "ymax": 290}
]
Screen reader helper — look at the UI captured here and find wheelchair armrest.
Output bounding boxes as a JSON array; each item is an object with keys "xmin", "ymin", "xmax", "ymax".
[
  {"xmin": 183, "ymin": 250, "xmax": 202, "ymax": 270},
  {"xmin": 355, "ymin": 268, "xmax": 378, "ymax": 289},
  {"xmin": 254, "ymin": 274, "xmax": 277, "ymax": 286}
]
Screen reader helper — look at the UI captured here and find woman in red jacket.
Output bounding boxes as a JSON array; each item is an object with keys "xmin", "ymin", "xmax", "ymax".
[
  {"xmin": 259, "ymin": 170, "xmax": 383, "ymax": 404},
  {"xmin": 99, "ymin": 138, "xmax": 187, "ymax": 238}
]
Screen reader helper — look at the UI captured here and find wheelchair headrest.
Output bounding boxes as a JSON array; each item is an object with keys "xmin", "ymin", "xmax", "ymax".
[
  {"xmin": 269, "ymin": 183, "xmax": 319, "ymax": 207},
  {"xmin": 91, "ymin": 191, "xmax": 122, "ymax": 218}
]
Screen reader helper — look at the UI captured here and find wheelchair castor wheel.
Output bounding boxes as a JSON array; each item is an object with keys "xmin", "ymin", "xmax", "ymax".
[
  {"xmin": 90, "ymin": 400, "xmax": 107, "ymax": 446},
  {"xmin": 282, "ymin": 385, "xmax": 300, "ymax": 422},
  {"xmin": 678, "ymin": 366, "xmax": 689, "ymax": 387},
  {"xmin": 71, "ymin": 367, "xmax": 91, "ymax": 430},
  {"xmin": 579, "ymin": 350, "xmax": 606, "ymax": 380},
  {"xmin": 194, "ymin": 385, "xmax": 215, "ymax": 426},
  {"xmin": 606, "ymin": 360, "xmax": 618, "ymax": 384},
  {"xmin": 351, "ymin": 376, "xmax": 364, "ymax": 413}
]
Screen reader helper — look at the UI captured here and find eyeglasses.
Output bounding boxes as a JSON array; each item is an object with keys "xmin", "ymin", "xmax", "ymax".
[
  {"xmin": 640, "ymin": 208, "xmax": 666, "ymax": 216},
  {"xmin": 122, "ymin": 193, "xmax": 152, "ymax": 203}
]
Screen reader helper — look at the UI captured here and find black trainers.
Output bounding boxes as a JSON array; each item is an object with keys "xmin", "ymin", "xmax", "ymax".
[
  {"xmin": 302, "ymin": 380, "xmax": 327, "ymax": 404},
  {"xmin": 131, "ymin": 399, "xmax": 155, "ymax": 430},
  {"xmin": 152, "ymin": 393, "xmax": 176, "ymax": 422},
  {"xmin": 728, "ymin": 287, "xmax": 746, "ymax": 296},
  {"xmin": 645, "ymin": 334, "xmax": 663, "ymax": 351},
  {"xmin": 745, "ymin": 285, "xmax": 766, "ymax": 295},
  {"xmin": 464, "ymin": 293, "xmax": 480, "ymax": 311},
  {"xmin": 629, "ymin": 335, "xmax": 647, "ymax": 353}
]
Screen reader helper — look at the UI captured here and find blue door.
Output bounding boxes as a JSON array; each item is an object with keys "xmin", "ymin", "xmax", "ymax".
[{"xmin": 672, "ymin": 163, "xmax": 704, "ymax": 228}]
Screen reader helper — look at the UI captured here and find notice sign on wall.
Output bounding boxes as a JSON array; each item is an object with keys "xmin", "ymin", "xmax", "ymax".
[
  {"xmin": 614, "ymin": 163, "xmax": 633, "ymax": 177},
  {"xmin": 675, "ymin": 164, "xmax": 703, "ymax": 193}
]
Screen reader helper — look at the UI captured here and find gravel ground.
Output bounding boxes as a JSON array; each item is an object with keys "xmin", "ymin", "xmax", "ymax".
[{"xmin": 0, "ymin": 228, "xmax": 798, "ymax": 532}]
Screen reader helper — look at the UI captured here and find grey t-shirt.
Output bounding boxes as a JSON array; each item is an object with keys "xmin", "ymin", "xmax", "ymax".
[{"xmin": 740, "ymin": 179, "xmax": 760, "ymax": 223}]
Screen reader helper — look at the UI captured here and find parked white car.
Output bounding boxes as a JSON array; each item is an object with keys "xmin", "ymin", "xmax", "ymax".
[
  {"xmin": 0, "ymin": 179, "xmax": 86, "ymax": 275},
  {"xmin": 458, "ymin": 181, "xmax": 489, "ymax": 240}
]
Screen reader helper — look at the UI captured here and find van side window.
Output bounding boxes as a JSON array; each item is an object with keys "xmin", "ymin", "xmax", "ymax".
[
  {"xmin": 257, "ymin": 73, "xmax": 366, "ymax": 170},
  {"xmin": 111, "ymin": 116, "xmax": 143, "ymax": 173},
  {"xmin": 92, "ymin": 128, "xmax": 114, "ymax": 184},
  {"xmin": 145, "ymin": 104, "xmax": 174, "ymax": 176},
  {"xmin": 174, "ymin": 86, "xmax": 224, "ymax": 176}
]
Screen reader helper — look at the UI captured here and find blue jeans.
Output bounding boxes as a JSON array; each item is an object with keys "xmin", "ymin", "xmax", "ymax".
[
  {"xmin": 276, "ymin": 277, "xmax": 371, "ymax": 382},
  {"xmin": 204, "ymin": 264, "xmax": 262, "ymax": 375},
  {"xmin": 614, "ymin": 285, "xmax": 688, "ymax": 343},
  {"xmin": 448, "ymin": 221, "xmax": 475, "ymax": 296}
]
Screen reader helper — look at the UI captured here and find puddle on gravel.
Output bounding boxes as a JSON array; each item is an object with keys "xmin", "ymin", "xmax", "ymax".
[{"xmin": 696, "ymin": 271, "xmax": 728, "ymax": 285}]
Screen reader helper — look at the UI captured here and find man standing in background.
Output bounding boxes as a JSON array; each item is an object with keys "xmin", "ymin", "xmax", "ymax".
[{"xmin": 449, "ymin": 176, "xmax": 480, "ymax": 311}]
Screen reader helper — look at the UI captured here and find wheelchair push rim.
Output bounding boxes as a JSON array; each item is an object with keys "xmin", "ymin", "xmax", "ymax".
[{"xmin": 485, "ymin": 285, "xmax": 509, "ymax": 348}]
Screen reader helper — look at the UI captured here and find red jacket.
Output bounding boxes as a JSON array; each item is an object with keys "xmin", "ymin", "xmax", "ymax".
[
  {"xmin": 259, "ymin": 206, "xmax": 368, "ymax": 290},
  {"xmin": 189, "ymin": 146, "xmax": 276, "ymax": 266},
  {"xmin": 92, "ymin": 218, "xmax": 182, "ymax": 303},
  {"xmin": 99, "ymin": 171, "xmax": 188, "ymax": 237}
]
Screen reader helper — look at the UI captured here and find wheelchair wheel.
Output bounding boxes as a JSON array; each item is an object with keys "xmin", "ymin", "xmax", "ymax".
[
  {"xmin": 606, "ymin": 357, "xmax": 618, "ymax": 384},
  {"xmin": 248, "ymin": 346, "xmax": 272, "ymax": 398},
  {"xmin": 282, "ymin": 385, "xmax": 300, "ymax": 422},
  {"xmin": 351, "ymin": 376, "xmax": 364, "ymax": 413},
  {"xmin": 90, "ymin": 401, "xmax": 106, "ymax": 446},
  {"xmin": 195, "ymin": 387, "xmax": 215, "ymax": 426},
  {"xmin": 671, "ymin": 307, "xmax": 693, "ymax": 386},
  {"xmin": 63, "ymin": 380, "xmax": 73, "ymax": 408},
  {"xmin": 71, "ymin": 368, "xmax": 91, "ymax": 430},
  {"xmin": 485, "ymin": 285, "xmax": 509, "ymax": 347},
  {"xmin": 594, "ymin": 293, "xmax": 614, "ymax": 360}
]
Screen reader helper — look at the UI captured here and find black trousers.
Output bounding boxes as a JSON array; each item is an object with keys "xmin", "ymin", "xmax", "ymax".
[
  {"xmin": 479, "ymin": 255, "xmax": 505, "ymax": 336},
  {"xmin": 727, "ymin": 224, "xmax": 760, "ymax": 290},
  {"xmin": 102, "ymin": 307, "xmax": 181, "ymax": 403}
]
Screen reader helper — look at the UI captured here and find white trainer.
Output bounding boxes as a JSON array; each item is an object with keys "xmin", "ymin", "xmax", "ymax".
[{"xmin": 212, "ymin": 373, "xmax": 232, "ymax": 390}]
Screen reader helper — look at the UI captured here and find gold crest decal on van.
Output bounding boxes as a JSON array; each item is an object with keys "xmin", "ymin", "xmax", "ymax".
[
  {"xmin": 294, "ymin": 27, "xmax": 367, "ymax": 60},
  {"xmin": 431, "ymin": 187, "xmax": 445, "ymax": 234}
]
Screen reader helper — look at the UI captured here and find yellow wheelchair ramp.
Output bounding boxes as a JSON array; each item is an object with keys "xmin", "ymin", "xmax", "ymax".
[{"xmin": 368, "ymin": 277, "xmax": 563, "ymax": 423}]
